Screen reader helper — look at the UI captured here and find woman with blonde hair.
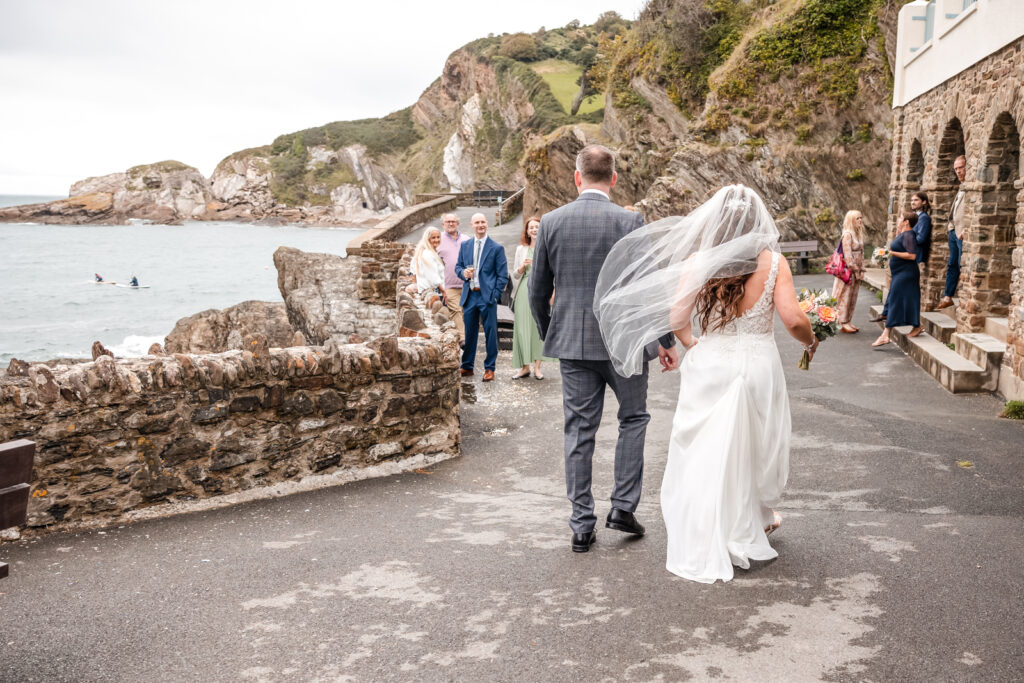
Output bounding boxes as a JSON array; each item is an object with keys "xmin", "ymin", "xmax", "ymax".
[
  {"xmin": 510, "ymin": 216, "xmax": 547, "ymax": 379},
  {"xmin": 832, "ymin": 210, "xmax": 866, "ymax": 333},
  {"xmin": 409, "ymin": 227, "xmax": 446, "ymax": 298}
]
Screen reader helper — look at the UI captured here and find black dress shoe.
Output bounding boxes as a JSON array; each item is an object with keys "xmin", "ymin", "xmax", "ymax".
[
  {"xmin": 571, "ymin": 530, "xmax": 596, "ymax": 553},
  {"xmin": 605, "ymin": 508, "xmax": 645, "ymax": 536}
]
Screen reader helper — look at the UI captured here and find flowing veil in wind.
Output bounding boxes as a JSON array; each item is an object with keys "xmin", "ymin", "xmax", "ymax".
[{"xmin": 594, "ymin": 185, "xmax": 781, "ymax": 377}]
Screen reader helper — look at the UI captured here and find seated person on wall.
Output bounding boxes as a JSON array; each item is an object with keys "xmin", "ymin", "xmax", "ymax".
[
  {"xmin": 408, "ymin": 227, "xmax": 446, "ymax": 309},
  {"xmin": 455, "ymin": 213, "xmax": 508, "ymax": 382}
]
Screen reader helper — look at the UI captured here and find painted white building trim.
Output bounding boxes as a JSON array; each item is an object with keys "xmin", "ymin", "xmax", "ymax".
[{"xmin": 892, "ymin": 0, "xmax": 1024, "ymax": 108}]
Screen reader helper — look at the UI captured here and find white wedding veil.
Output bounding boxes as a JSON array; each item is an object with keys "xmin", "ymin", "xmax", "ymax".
[{"xmin": 594, "ymin": 185, "xmax": 781, "ymax": 377}]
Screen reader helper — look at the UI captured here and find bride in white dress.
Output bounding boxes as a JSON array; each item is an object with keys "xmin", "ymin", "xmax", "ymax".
[{"xmin": 594, "ymin": 185, "xmax": 818, "ymax": 583}]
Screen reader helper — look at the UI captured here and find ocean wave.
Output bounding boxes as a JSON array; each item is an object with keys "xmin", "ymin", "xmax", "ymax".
[{"xmin": 107, "ymin": 334, "xmax": 166, "ymax": 357}]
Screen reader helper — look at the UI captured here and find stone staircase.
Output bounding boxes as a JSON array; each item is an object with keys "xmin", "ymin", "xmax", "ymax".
[{"xmin": 868, "ymin": 300, "xmax": 1008, "ymax": 394}]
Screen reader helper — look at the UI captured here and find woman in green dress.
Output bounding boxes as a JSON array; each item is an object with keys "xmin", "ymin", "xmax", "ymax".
[{"xmin": 510, "ymin": 216, "xmax": 548, "ymax": 379}]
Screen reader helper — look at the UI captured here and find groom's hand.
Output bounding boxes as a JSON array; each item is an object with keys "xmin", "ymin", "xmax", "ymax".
[{"xmin": 658, "ymin": 346, "xmax": 679, "ymax": 373}]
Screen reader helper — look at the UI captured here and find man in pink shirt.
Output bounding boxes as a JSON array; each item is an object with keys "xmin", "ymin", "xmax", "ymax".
[{"xmin": 436, "ymin": 212, "xmax": 470, "ymax": 341}]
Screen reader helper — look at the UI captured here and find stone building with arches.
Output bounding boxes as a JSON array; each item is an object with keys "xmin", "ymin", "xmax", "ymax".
[{"xmin": 888, "ymin": 0, "xmax": 1024, "ymax": 399}]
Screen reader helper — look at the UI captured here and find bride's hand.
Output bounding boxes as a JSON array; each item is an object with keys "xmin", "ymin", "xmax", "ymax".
[{"xmin": 805, "ymin": 337, "xmax": 819, "ymax": 361}]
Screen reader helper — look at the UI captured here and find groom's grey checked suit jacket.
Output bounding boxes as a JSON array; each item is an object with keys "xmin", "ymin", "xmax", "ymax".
[{"xmin": 529, "ymin": 191, "xmax": 675, "ymax": 534}]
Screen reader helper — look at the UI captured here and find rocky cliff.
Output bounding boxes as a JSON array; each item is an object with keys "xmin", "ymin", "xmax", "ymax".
[
  {"xmin": 164, "ymin": 301, "xmax": 297, "ymax": 354},
  {"xmin": 523, "ymin": 0, "xmax": 907, "ymax": 247},
  {"xmin": 2, "ymin": 3, "xmax": 904, "ymax": 239},
  {"xmin": 0, "ymin": 161, "xmax": 213, "ymax": 225}
]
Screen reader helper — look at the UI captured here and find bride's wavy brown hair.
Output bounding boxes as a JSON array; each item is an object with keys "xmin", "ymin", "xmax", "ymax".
[
  {"xmin": 693, "ymin": 194, "xmax": 761, "ymax": 332},
  {"xmin": 695, "ymin": 268, "xmax": 758, "ymax": 332}
]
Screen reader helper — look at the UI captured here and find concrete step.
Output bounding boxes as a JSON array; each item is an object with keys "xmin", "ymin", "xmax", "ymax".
[
  {"xmin": 861, "ymin": 268, "xmax": 887, "ymax": 293},
  {"xmin": 920, "ymin": 312, "xmax": 957, "ymax": 344},
  {"xmin": 984, "ymin": 317, "xmax": 1009, "ymax": 344},
  {"xmin": 953, "ymin": 333, "xmax": 1006, "ymax": 391},
  {"xmin": 870, "ymin": 305, "xmax": 989, "ymax": 393}
]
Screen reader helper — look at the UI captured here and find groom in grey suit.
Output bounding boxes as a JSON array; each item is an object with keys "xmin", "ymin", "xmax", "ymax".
[{"xmin": 529, "ymin": 144, "xmax": 678, "ymax": 553}]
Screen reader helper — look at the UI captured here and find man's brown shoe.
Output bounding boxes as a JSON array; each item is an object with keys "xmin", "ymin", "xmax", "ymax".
[
  {"xmin": 460, "ymin": 368, "xmax": 473, "ymax": 377},
  {"xmin": 482, "ymin": 370, "xmax": 495, "ymax": 382},
  {"xmin": 936, "ymin": 297, "xmax": 954, "ymax": 309}
]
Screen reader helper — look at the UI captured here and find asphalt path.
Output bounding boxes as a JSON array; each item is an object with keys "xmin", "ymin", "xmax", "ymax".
[{"xmin": 1, "ymin": 219, "xmax": 1022, "ymax": 680}]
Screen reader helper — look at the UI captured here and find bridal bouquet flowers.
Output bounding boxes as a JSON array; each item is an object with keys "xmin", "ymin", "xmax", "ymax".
[
  {"xmin": 872, "ymin": 247, "xmax": 890, "ymax": 268},
  {"xmin": 797, "ymin": 288, "xmax": 838, "ymax": 370}
]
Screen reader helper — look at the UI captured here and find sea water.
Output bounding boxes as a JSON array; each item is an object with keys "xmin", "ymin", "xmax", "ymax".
[{"xmin": 0, "ymin": 210, "xmax": 363, "ymax": 364}]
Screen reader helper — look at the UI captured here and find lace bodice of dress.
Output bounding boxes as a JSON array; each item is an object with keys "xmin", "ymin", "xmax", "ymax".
[{"xmin": 703, "ymin": 251, "xmax": 779, "ymax": 337}]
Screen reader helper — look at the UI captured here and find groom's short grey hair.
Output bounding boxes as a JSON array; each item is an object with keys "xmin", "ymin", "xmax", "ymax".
[{"xmin": 575, "ymin": 144, "xmax": 615, "ymax": 184}]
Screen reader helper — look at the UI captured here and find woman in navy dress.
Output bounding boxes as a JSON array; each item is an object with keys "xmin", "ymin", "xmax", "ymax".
[{"xmin": 873, "ymin": 212, "xmax": 922, "ymax": 347}]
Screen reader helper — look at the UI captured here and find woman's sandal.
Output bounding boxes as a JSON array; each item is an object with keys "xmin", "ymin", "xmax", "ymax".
[
  {"xmin": 871, "ymin": 337, "xmax": 890, "ymax": 347},
  {"xmin": 512, "ymin": 369, "xmax": 531, "ymax": 380},
  {"xmin": 765, "ymin": 511, "xmax": 782, "ymax": 537},
  {"xmin": 534, "ymin": 372, "xmax": 544, "ymax": 380},
  {"xmin": 908, "ymin": 326, "xmax": 923, "ymax": 338}
]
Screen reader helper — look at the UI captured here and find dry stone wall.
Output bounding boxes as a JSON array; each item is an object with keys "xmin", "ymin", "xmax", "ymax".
[
  {"xmin": 0, "ymin": 237, "xmax": 464, "ymax": 531},
  {"xmin": 0, "ymin": 333, "xmax": 460, "ymax": 530},
  {"xmin": 888, "ymin": 38, "xmax": 1024, "ymax": 399}
]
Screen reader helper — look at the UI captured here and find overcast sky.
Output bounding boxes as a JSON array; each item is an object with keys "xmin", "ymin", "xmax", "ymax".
[{"xmin": 0, "ymin": 0, "xmax": 644, "ymax": 196}]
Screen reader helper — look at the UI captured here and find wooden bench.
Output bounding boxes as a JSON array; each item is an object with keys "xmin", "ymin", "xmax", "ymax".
[
  {"xmin": 780, "ymin": 240, "xmax": 819, "ymax": 274},
  {"xmin": 0, "ymin": 439, "xmax": 35, "ymax": 580}
]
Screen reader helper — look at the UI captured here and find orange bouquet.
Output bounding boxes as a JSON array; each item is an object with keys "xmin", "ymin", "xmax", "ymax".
[{"xmin": 797, "ymin": 288, "xmax": 839, "ymax": 370}]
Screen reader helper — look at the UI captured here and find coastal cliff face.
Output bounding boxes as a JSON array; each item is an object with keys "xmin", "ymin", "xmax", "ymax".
[
  {"xmin": 2, "ymin": 2, "xmax": 903, "ymax": 238},
  {"xmin": 523, "ymin": 0, "xmax": 905, "ymax": 247},
  {"xmin": 0, "ymin": 161, "xmax": 213, "ymax": 225}
]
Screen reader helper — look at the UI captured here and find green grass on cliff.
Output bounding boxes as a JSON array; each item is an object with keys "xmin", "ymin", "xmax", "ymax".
[
  {"xmin": 530, "ymin": 59, "xmax": 603, "ymax": 115},
  {"xmin": 271, "ymin": 108, "xmax": 421, "ymax": 158}
]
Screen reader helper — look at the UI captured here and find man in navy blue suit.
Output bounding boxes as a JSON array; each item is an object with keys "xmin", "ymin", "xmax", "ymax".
[{"xmin": 455, "ymin": 212, "xmax": 509, "ymax": 382}]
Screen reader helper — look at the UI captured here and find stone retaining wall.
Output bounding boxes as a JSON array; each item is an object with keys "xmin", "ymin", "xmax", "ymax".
[
  {"xmin": 357, "ymin": 242, "xmax": 414, "ymax": 306},
  {"xmin": 346, "ymin": 195, "xmax": 457, "ymax": 256},
  {"xmin": 0, "ymin": 333, "xmax": 460, "ymax": 530}
]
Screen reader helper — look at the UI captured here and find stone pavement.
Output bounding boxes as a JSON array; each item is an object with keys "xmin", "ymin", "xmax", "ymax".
[{"xmin": 1, "ymin": 271, "xmax": 1023, "ymax": 678}]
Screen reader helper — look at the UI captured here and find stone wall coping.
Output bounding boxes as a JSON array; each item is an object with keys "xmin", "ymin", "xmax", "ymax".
[
  {"xmin": 346, "ymin": 195, "xmax": 457, "ymax": 255},
  {"xmin": 1, "ymin": 335, "xmax": 458, "ymax": 410}
]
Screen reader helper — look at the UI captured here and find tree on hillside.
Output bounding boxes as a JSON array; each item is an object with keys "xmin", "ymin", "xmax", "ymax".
[
  {"xmin": 594, "ymin": 10, "xmax": 628, "ymax": 36},
  {"xmin": 500, "ymin": 33, "xmax": 539, "ymax": 61}
]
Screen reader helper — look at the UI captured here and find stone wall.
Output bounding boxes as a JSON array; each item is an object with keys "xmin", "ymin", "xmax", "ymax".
[
  {"xmin": 0, "ymin": 333, "xmax": 460, "ymax": 530},
  {"xmin": 0, "ymin": 237, "xmax": 464, "ymax": 531},
  {"xmin": 357, "ymin": 242, "xmax": 413, "ymax": 306},
  {"xmin": 345, "ymin": 195, "xmax": 458, "ymax": 255},
  {"xmin": 888, "ymin": 37, "xmax": 1024, "ymax": 399}
]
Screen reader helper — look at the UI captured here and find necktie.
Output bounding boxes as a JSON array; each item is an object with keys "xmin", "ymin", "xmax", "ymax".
[{"xmin": 473, "ymin": 239, "xmax": 482, "ymax": 288}]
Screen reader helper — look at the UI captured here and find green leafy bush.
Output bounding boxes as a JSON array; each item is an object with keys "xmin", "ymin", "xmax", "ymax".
[
  {"xmin": 847, "ymin": 168, "xmax": 866, "ymax": 181},
  {"xmin": 1000, "ymin": 401, "xmax": 1024, "ymax": 419},
  {"xmin": 500, "ymin": 33, "xmax": 539, "ymax": 61}
]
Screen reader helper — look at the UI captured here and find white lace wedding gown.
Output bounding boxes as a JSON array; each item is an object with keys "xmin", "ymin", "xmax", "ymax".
[{"xmin": 661, "ymin": 251, "xmax": 791, "ymax": 583}]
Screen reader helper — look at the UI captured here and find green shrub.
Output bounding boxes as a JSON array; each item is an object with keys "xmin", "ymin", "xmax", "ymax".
[
  {"xmin": 1000, "ymin": 401, "xmax": 1024, "ymax": 419},
  {"xmin": 847, "ymin": 168, "xmax": 866, "ymax": 181},
  {"xmin": 815, "ymin": 207, "xmax": 837, "ymax": 225},
  {"xmin": 796, "ymin": 124, "xmax": 813, "ymax": 143},
  {"xmin": 500, "ymin": 33, "xmax": 539, "ymax": 61}
]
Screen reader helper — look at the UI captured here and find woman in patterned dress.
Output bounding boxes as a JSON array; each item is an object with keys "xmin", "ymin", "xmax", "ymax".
[{"xmin": 832, "ymin": 210, "xmax": 866, "ymax": 333}]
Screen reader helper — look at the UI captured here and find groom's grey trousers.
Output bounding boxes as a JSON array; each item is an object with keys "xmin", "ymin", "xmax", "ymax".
[{"xmin": 560, "ymin": 359, "xmax": 650, "ymax": 534}]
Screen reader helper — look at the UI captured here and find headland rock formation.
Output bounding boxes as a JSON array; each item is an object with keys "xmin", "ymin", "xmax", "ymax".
[{"xmin": 3, "ymin": 1, "xmax": 905, "ymax": 246}]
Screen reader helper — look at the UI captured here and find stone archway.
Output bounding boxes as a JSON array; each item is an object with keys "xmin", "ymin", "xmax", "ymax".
[
  {"xmin": 907, "ymin": 139, "xmax": 924, "ymax": 184},
  {"xmin": 922, "ymin": 119, "xmax": 966, "ymax": 309},
  {"xmin": 958, "ymin": 112, "xmax": 1019, "ymax": 330}
]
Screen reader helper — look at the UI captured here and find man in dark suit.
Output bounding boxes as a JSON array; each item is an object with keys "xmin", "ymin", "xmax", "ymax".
[
  {"xmin": 529, "ymin": 144, "xmax": 677, "ymax": 553},
  {"xmin": 455, "ymin": 212, "xmax": 508, "ymax": 382}
]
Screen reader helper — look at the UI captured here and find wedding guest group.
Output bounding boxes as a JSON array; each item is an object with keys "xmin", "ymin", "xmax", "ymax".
[
  {"xmin": 455, "ymin": 213, "xmax": 508, "ymax": 382},
  {"xmin": 937, "ymin": 155, "xmax": 967, "ymax": 309},
  {"xmin": 873, "ymin": 212, "xmax": 922, "ymax": 347},
  {"xmin": 510, "ymin": 215, "xmax": 547, "ymax": 380},
  {"xmin": 831, "ymin": 210, "xmax": 866, "ymax": 334}
]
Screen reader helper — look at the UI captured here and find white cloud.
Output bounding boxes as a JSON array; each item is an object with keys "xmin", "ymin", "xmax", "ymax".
[{"xmin": 0, "ymin": 0, "xmax": 644, "ymax": 194}]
